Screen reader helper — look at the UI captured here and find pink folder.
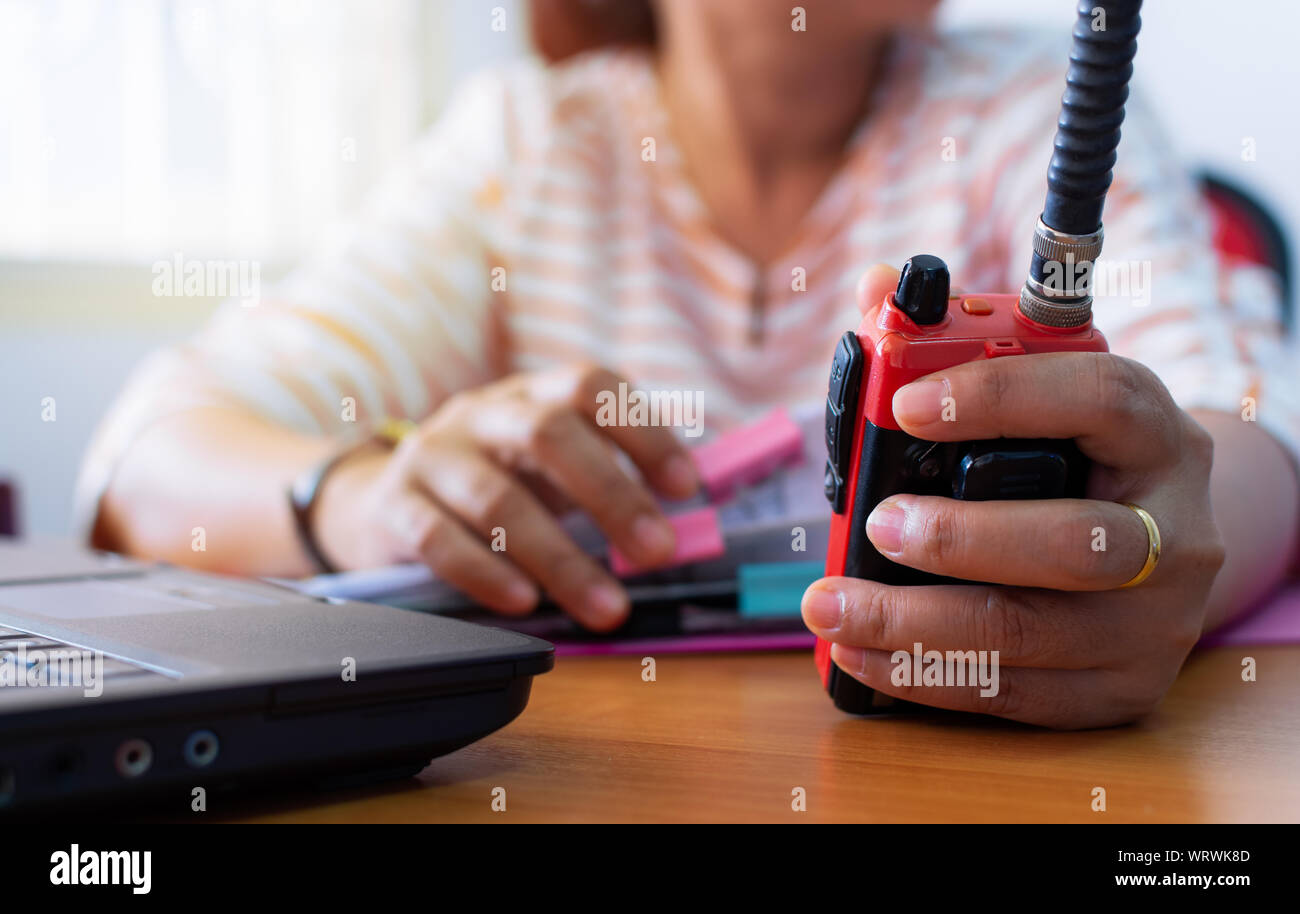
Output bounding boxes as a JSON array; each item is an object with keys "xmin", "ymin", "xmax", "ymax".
[{"xmin": 1199, "ymin": 583, "xmax": 1300, "ymax": 648}]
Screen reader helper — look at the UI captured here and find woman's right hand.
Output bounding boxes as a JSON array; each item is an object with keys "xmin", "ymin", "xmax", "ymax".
[{"xmin": 311, "ymin": 364, "xmax": 699, "ymax": 630}]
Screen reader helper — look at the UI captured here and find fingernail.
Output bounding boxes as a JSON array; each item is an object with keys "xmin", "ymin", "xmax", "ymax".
[
  {"xmin": 893, "ymin": 379, "xmax": 947, "ymax": 427},
  {"xmin": 802, "ymin": 586, "xmax": 844, "ymax": 631},
  {"xmin": 587, "ymin": 583, "xmax": 629, "ymax": 621},
  {"xmin": 661, "ymin": 454, "xmax": 698, "ymax": 496},
  {"xmin": 866, "ymin": 501, "xmax": 906, "ymax": 555},
  {"xmin": 634, "ymin": 514, "xmax": 676, "ymax": 558}
]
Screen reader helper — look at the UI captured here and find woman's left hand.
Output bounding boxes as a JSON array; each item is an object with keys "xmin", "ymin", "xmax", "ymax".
[{"xmin": 801, "ymin": 267, "xmax": 1226, "ymax": 729}]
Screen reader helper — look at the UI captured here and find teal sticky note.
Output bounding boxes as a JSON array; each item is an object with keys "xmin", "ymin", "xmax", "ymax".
[{"xmin": 738, "ymin": 561, "xmax": 824, "ymax": 618}]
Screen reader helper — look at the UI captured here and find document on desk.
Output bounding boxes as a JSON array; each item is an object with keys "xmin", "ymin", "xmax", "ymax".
[
  {"xmin": 283, "ymin": 479, "xmax": 830, "ymax": 611},
  {"xmin": 281, "ymin": 407, "xmax": 832, "ymax": 618},
  {"xmin": 282, "ymin": 405, "xmax": 1300, "ymax": 653}
]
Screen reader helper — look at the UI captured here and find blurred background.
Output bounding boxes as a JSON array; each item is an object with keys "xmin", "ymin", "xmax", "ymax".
[{"xmin": 3, "ymin": 0, "xmax": 1297, "ymax": 536}]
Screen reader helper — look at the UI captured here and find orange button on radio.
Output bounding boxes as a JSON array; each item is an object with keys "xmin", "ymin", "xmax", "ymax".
[{"xmin": 961, "ymin": 296, "xmax": 993, "ymax": 315}]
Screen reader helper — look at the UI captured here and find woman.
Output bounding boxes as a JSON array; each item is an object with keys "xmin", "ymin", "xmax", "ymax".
[{"xmin": 81, "ymin": 0, "xmax": 1299, "ymax": 727}]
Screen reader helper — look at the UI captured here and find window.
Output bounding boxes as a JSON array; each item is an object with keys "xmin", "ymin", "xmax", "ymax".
[{"xmin": 0, "ymin": 0, "xmax": 525, "ymax": 262}]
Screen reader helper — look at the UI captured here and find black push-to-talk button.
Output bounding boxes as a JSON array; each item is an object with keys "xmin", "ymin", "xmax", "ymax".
[
  {"xmin": 823, "ymin": 459, "xmax": 839, "ymax": 505},
  {"xmin": 827, "ymin": 332, "xmax": 859, "ymax": 406},
  {"xmin": 823, "ymin": 331, "xmax": 863, "ymax": 511}
]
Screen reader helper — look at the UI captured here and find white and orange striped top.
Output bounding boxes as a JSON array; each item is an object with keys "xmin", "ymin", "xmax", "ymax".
[{"xmin": 76, "ymin": 29, "xmax": 1300, "ymax": 531}]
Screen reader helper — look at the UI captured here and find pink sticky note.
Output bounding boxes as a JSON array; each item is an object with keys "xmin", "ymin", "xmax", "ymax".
[
  {"xmin": 608, "ymin": 507, "xmax": 725, "ymax": 577},
  {"xmin": 690, "ymin": 408, "xmax": 804, "ymax": 502}
]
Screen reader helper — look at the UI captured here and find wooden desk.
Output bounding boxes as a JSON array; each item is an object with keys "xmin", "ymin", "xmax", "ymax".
[{"xmin": 229, "ymin": 645, "xmax": 1300, "ymax": 823}]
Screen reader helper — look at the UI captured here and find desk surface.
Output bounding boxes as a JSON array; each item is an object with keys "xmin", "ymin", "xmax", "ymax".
[{"xmin": 229, "ymin": 645, "xmax": 1300, "ymax": 823}]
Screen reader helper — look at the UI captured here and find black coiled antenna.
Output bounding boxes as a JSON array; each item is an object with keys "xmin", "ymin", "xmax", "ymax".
[{"xmin": 1019, "ymin": 0, "xmax": 1142, "ymax": 328}]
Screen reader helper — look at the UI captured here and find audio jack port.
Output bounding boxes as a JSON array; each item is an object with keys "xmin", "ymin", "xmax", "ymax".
[
  {"xmin": 183, "ymin": 730, "xmax": 220, "ymax": 768},
  {"xmin": 114, "ymin": 739, "xmax": 153, "ymax": 778}
]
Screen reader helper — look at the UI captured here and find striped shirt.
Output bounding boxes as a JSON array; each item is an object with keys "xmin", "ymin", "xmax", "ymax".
[{"xmin": 76, "ymin": 29, "xmax": 1300, "ymax": 532}]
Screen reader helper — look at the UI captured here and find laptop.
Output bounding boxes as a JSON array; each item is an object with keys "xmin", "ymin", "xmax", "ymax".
[{"xmin": 0, "ymin": 540, "xmax": 553, "ymax": 814}]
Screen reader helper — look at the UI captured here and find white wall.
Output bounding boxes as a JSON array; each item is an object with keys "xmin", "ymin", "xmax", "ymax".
[{"xmin": 939, "ymin": 0, "xmax": 1300, "ymax": 287}]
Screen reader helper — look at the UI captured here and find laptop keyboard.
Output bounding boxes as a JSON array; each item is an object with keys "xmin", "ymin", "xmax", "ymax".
[{"xmin": 0, "ymin": 625, "xmax": 164, "ymax": 690}]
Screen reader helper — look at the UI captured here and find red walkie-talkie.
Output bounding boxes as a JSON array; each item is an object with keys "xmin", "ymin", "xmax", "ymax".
[{"xmin": 816, "ymin": 0, "xmax": 1142, "ymax": 713}]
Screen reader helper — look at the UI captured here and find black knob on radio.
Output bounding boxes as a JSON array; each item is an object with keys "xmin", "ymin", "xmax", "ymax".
[{"xmin": 894, "ymin": 254, "xmax": 950, "ymax": 326}]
